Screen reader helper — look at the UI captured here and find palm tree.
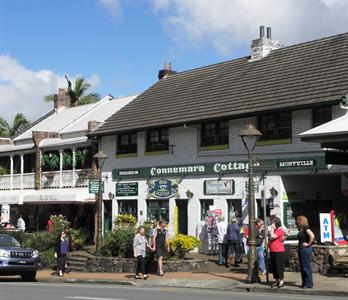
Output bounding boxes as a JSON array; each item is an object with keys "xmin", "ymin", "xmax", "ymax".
[
  {"xmin": 44, "ymin": 76, "xmax": 100, "ymax": 106},
  {"xmin": 0, "ymin": 113, "xmax": 30, "ymax": 138}
]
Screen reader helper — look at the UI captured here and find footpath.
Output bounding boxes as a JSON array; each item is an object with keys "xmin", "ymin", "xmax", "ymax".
[{"xmin": 35, "ymin": 253, "xmax": 348, "ymax": 297}]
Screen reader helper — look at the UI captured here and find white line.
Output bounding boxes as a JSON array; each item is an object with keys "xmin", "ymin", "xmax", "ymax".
[{"xmin": 65, "ymin": 297, "xmax": 127, "ymax": 300}]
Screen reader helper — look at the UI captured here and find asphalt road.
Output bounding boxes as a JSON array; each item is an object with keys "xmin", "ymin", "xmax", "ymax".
[{"xmin": 0, "ymin": 282, "xmax": 346, "ymax": 300}]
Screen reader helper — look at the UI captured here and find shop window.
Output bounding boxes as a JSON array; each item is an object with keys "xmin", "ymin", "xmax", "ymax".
[
  {"xmin": 312, "ymin": 106, "xmax": 332, "ymax": 128},
  {"xmin": 258, "ymin": 112, "xmax": 292, "ymax": 141},
  {"xmin": 201, "ymin": 121, "xmax": 229, "ymax": 147},
  {"xmin": 117, "ymin": 132, "xmax": 137, "ymax": 154},
  {"xmin": 146, "ymin": 199, "xmax": 169, "ymax": 222},
  {"xmin": 118, "ymin": 200, "xmax": 138, "ymax": 218},
  {"xmin": 227, "ymin": 199, "xmax": 242, "ymax": 221},
  {"xmin": 200, "ymin": 199, "xmax": 214, "ymax": 221},
  {"xmin": 146, "ymin": 128, "xmax": 168, "ymax": 152}
]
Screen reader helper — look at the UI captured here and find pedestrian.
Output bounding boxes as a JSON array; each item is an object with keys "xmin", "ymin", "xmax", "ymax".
[
  {"xmin": 242, "ymin": 223, "xmax": 249, "ymax": 255},
  {"xmin": 153, "ymin": 220, "xmax": 169, "ymax": 276},
  {"xmin": 47, "ymin": 218, "xmax": 53, "ymax": 232},
  {"xmin": 146, "ymin": 220, "xmax": 158, "ymax": 273},
  {"xmin": 296, "ymin": 215, "xmax": 315, "ymax": 289},
  {"xmin": 16, "ymin": 215, "xmax": 25, "ymax": 232},
  {"xmin": 54, "ymin": 228, "xmax": 70, "ymax": 277},
  {"xmin": 216, "ymin": 216, "xmax": 228, "ymax": 266},
  {"xmin": 133, "ymin": 225, "xmax": 151, "ymax": 279},
  {"xmin": 256, "ymin": 218, "xmax": 266, "ymax": 275},
  {"xmin": 269, "ymin": 217, "xmax": 285, "ymax": 288},
  {"xmin": 226, "ymin": 217, "xmax": 241, "ymax": 267}
]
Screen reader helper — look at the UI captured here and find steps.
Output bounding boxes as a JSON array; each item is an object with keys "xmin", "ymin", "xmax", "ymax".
[{"xmin": 68, "ymin": 250, "xmax": 95, "ymax": 272}]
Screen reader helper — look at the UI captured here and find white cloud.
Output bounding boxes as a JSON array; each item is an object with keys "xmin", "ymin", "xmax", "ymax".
[
  {"xmin": 98, "ymin": 0, "xmax": 122, "ymax": 22},
  {"xmin": 149, "ymin": 0, "xmax": 348, "ymax": 56},
  {"xmin": 0, "ymin": 54, "xmax": 100, "ymax": 124}
]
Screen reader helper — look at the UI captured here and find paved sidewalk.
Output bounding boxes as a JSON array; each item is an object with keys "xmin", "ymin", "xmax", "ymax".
[{"xmin": 35, "ymin": 269, "xmax": 348, "ymax": 296}]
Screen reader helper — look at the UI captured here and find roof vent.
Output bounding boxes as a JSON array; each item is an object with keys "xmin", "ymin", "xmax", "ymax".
[{"xmin": 250, "ymin": 26, "xmax": 281, "ymax": 61}]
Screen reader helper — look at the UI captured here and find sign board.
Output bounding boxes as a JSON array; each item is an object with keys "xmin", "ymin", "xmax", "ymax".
[
  {"xmin": 320, "ymin": 213, "xmax": 332, "ymax": 242},
  {"xmin": 204, "ymin": 180, "xmax": 235, "ymax": 195},
  {"xmin": 88, "ymin": 180, "xmax": 104, "ymax": 194},
  {"xmin": 0, "ymin": 204, "xmax": 10, "ymax": 223},
  {"xmin": 245, "ymin": 181, "xmax": 259, "ymax": 193},
  {"xmin": 116, "ymin": 182, "xmax": 138, "ymax": 197},
  {"xmin": 331, "ymin": 210, "xmax": 348, "ymax": 245},
  {"xmin": 148, "ymin": 179, "xmax": 178, "ymax": 198}
]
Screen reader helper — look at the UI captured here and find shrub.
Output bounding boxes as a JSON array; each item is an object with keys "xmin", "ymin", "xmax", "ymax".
[
  {"xmin": 25, "ymin": 231, "xmax": 56, "ymax": 252},
  {"xmin": 115, "ymin": 213, "xmax": 137, "ymax": 228},
  {"xmin": 50, "ymin": 214, "xmax": 70, "ymax": 234},
  {"xmin": 98, "ymin": 227, "xmax": 135, "ymax": 258},
  {"xmin": 40, "ymin": 249, "xmax": 56, "ymax": 267},
  {"xmin": 168, "ymin": 234, "xmax": 201, "ymax": 259},
  {"xmin": 70, "ymin": 228, "xmax": 87, "ymax": 250}
]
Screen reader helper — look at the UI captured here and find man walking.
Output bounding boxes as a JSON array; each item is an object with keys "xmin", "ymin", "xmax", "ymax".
[{"xmin": 153, "ymin": 220, "xmax": 169, "ymax": 276}]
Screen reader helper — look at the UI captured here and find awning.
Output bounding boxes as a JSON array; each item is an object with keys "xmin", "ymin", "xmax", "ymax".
[
  {"xmin": 22, "ymin": 188, "xmax": 96, "ymax": 204},
  {"xmin": 0, "ymin": 190, "xmax": 29, "ymax": 205}
]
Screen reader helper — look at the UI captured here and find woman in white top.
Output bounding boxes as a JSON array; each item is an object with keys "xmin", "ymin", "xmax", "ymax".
[
  {"xmin": 216, "ymin": 216, "xmax": 228, "ymax": 266},
  {"xmin": 133, "ymin": 226, "xmax": 151, "ymax": 279}
]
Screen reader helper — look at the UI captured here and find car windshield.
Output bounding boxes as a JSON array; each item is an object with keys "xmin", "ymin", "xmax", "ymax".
[{"xmin": 0, "ymin": 234, "xmax": 20, "ymax": 247}]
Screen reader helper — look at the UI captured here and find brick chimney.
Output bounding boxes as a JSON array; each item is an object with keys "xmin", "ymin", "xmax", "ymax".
[
  {"xmin": 54, "ymin": 88, "xmax": 71, "ymax": 111},
  {"xmin": 88, "ymin": 120, "xmax": 102, "ymax": 132},
  {"xmin": 250, "ymin": 26, "xmax": 281, "ymax": 61},
  {"xmin": 158, "ymin": 62, "xmax": 177, "ymax": 80}
]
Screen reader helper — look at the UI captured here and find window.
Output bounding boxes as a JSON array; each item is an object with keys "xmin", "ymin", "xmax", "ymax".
[
  {"xmin": 117, "ymin": 133, "xmax": 137, "ymax": 154},
  {"xmin": 227, "ymin": 199, "xmax": 242, "ymax": 220},
  {"xmin": 147, "ymin": 199, "xmax": 169, "ymax": 222},
  {"xmin": 312, "ymin": 106, "xmax": 331, "ymax": 128},
  {"xmin": 146, "ymin": 128, "xmax": 168, "ymax": 152},
  {"xmin": 201, "ymin": 121, "xmax": 229, "ymax": 146},
  {"xmin": 200, "ymin": 199, "xmax": 214, "ymax": 221},
  {"xmin": 258, "ymin": 112, "xmax": 292, "ymax": 141},
  {"xmin": 118, "ymin": 200, "xmax": 138, "ymax": 218}
]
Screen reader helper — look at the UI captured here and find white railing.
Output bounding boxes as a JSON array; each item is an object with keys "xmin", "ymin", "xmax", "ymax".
[{"xmin": 0, "ymin": 169, "xmax": 91, "ymax": 190}]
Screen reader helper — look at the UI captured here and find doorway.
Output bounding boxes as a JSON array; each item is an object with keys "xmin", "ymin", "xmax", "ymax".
[
  {"xmin": 175, "ymin": 199, "xmax": 188, "ymax": 235},
  {"xmin": 103, "ymin": 200, "xmax": 112, "ymax": 238}
]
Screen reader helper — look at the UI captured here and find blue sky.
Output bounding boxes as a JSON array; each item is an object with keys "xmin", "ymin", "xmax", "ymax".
[{"xmin": 1, "ymin": 0, "xmax": 348, "ymax": 123}]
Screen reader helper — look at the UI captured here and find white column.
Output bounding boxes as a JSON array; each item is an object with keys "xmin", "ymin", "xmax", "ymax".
[
  {"xmin": 9, "ymin": 155, "xmax": 13, "ymax": 190},
  {"xmin": 20, "ymin": 154, "xmax": 24, "ymax": 189},
  {"xmin": 59, "ymin": 150, "xmax": 63, "ymax": 188},
  {"xmin": 72, "ymin": 148, "xmax": 76, "ymax": 187}
]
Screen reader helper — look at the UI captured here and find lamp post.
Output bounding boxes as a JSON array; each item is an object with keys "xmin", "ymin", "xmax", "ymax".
[
  {"xmin": 239, "ymin": 123, "xmax": 262, "ymax": 284},
  {"xmin": 93, "ymin": 150, "xmax": 108, "ymax": 251}
]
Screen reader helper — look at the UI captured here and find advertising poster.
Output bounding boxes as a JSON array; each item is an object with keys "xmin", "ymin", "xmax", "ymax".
[
  {"xmin": 331, "ymin": 210, "xmax": 348, "ymax": 245},
  {"xmin": 1, "ymin": 204, "xmax": 10, "ymax": 223}
]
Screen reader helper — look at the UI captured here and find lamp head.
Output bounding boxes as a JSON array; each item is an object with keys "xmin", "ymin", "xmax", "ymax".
[{"xmin": 239, "ymin": 124, "xmax": 262, "ymax": 151}]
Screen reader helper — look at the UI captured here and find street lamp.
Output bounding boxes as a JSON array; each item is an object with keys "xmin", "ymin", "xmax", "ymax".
[
  {"xmin": 239, "ymin": 123, "xmax": 262, "ymax": 284},
  {"xmin": 93, "ymin": 150, "xmax": 108, "ymax": 251}
]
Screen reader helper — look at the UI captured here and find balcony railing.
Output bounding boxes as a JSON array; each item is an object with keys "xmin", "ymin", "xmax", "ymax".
[{"xmin": 0, "ymin": 169, "xmax": 91, "ymax": 190}]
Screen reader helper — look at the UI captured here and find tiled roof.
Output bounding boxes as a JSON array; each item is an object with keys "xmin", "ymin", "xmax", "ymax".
[{"xmin": 93, "ymin": 32, "xmax": 348, "ymax": 135}]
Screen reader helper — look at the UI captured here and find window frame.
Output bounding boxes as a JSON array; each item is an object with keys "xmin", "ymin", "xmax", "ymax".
[
  {"xmin": 117, "ymin": 132, "xmax": 137, "ymax": 155},
  {"xmin": 117, "ymin": 199, "xmax": 138, "ymax": 219},
  {"xmin": 226, "ymin": 199, "xmax": 242, "ymax": 220},
  {"xmin": 146, "ymin": 199, "xmax": 169, "ymax": 222},
  {"xmin": 146, "ymin": 128, "xmax": 169, "ymax": 152},
  {"xmin": 201, "ymin": 120, "xmax": 229, "ymax": 147},
  {"xmin": 258, "ymin": 112, "xmax": 292, "ymax": 141},
  {"xmin": 312, "ymin": 106, "xmax": 332, "ymax": 128},
  {"xmin": 200, "ymin": 199, "xmax": 214, "ymax": 221}
]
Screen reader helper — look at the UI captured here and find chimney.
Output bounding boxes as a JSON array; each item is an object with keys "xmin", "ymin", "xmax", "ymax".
[
  {"xmin": 88, "ymin": 120, "xmax": 102, "ymax": 132},
  {"xmin": 54, "ymin": 88, "xmax": 71, "ymax": 111},
  {"xmin": 250, "ymin": 26, "xmax": 281, "ymax": 61},
  {"xmin": 158, "ymin": 61, "xmax": 177, "ymax": 80}
]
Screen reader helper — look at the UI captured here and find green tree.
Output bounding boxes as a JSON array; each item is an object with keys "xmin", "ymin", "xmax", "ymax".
[
  {"xmin": 0, "ymin": 113, "xmax": 30, "ymax": 138},
  {"xmin": 44, "ymin": 75, "xmax": 100, "ymax": 106}
]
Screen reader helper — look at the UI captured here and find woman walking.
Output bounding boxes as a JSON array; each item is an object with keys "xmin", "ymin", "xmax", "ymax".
[
  {"xmin": 133, "ymin": 226, "xmax": 151, "ymax": 279},
  {"xmin": 54, "ymin": 228, "xmax": 70, "ymax": 277},
  {"xmin": 269, "ymin": 217, "xmax": 285, "ymax": 288},
  {"xmin": 297, "ymin": 215, "xmax": 315, "ymax": 289},
  {"xmin": 226, "ymin": 217, "xmax": 241, "ymax": 267}
]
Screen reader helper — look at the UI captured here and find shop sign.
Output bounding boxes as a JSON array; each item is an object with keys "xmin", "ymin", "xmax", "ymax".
[
  {"xmin": 245, "ymin": 181, "xmax": 259, "ymax": 193},
  {"xmin": 148, "ymin": 179, "xmax": 178, "ymax": 199},
  {"xmin": 320, "ymin": 213, "xmax": 332, "ymax": 242},
  {"xmin": 112, "ymin": 156, "xmax": 326, "ymax": 180},
  {"xmin": 88, "ymin": 180, "xmax": 104, "ymax": 194},
  {"xmin": 116, "ymin": 182, "xmax": 138, "ymax": 197},
  {"xmin": 204, "ymin": 180, "xmax": 235, "ymax": 195},
  {"xmin": 0, "ymin": 204, "xmax": 10, "ymax": 223}
]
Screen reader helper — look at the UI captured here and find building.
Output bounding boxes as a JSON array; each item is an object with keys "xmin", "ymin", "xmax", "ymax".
[
  {"xmin": 90, "ymin": 27, "xmax": 348, "ymax": 242},
  {"xmin": 0, "ymin": 90, "xmax": 136, "ymax": 235}
]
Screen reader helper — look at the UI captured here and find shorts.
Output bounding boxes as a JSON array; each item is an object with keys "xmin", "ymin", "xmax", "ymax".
[{"xmin": 156, "ymin": 245, "xmax": 165, "ymax": 258}]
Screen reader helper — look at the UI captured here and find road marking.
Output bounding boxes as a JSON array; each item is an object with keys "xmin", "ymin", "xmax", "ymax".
[{"xmin": 65, "ymin": 297, "xmax": 127, "ymax": 300}]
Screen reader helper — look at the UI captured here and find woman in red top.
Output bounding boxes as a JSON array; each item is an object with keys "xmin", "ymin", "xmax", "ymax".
[{"xmin": 269, "ymin": 217, "xmax": 285, "ymax": 288}]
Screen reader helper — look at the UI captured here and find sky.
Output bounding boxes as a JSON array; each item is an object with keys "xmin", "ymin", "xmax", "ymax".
[{"xmin": 1, "ymin": 0, "xmax": 348, "ymax": 125}]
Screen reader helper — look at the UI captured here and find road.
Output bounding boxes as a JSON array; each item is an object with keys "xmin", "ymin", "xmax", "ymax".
[{"xmin": 0, "ymin": 282, "xmax": 346, "ymax": 300}]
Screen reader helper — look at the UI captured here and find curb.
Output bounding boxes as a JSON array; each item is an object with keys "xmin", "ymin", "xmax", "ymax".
[{"xmin": 37, "ymin": 278, "xmax": 136, "ymax": 286}]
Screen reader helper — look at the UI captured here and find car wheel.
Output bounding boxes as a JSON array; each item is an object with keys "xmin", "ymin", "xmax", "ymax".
[{"xmin": 21, "ymin": 271, "xmax": 37, "ymax": 281}]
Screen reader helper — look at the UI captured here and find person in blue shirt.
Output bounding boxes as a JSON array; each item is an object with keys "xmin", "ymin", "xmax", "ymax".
[
  {"xmin": 226, "ymin": 217, "xmax": 241, "ymax": 267},
  {"xmin": 54, "ymin": 228, "xmax": 70, "ymax": 277}
]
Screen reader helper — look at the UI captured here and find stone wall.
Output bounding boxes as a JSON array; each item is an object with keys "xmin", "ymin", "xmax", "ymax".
[
  {"xmin": 86, "ymin": 257, "xmax": 207, "ymax": 273},
  {"xmin": 288, "ymin": 244, "xmax": 348, "ymax": 274}
]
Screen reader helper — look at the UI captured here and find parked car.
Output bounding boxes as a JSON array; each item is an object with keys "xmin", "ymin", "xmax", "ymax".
[
  {"xmin": 0, "ymin": 222, "xmax": 19, "ymax": 232},
  {"xmin": 0, "ymin": 234, "xmax": 39, "ymax": 281}
]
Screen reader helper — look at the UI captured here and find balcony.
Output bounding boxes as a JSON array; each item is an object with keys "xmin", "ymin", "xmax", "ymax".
[{"xmin": 0, "ymin": 169, "xmax": 91, "ymax": 191}]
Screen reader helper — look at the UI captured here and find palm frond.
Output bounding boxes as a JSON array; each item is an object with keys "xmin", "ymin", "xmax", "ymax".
[
  {"xmin": 44, "ymin": 94, "xmax": 55, "ymax": 102},
  {"xmin": 0, "ymin": 117, "xmax": 10, "ymax": 138}
]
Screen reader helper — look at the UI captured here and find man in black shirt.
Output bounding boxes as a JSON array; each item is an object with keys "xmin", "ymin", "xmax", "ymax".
[{"xmin": 153, "ymin": 220, "xmax": 169, "ymax": 276}]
